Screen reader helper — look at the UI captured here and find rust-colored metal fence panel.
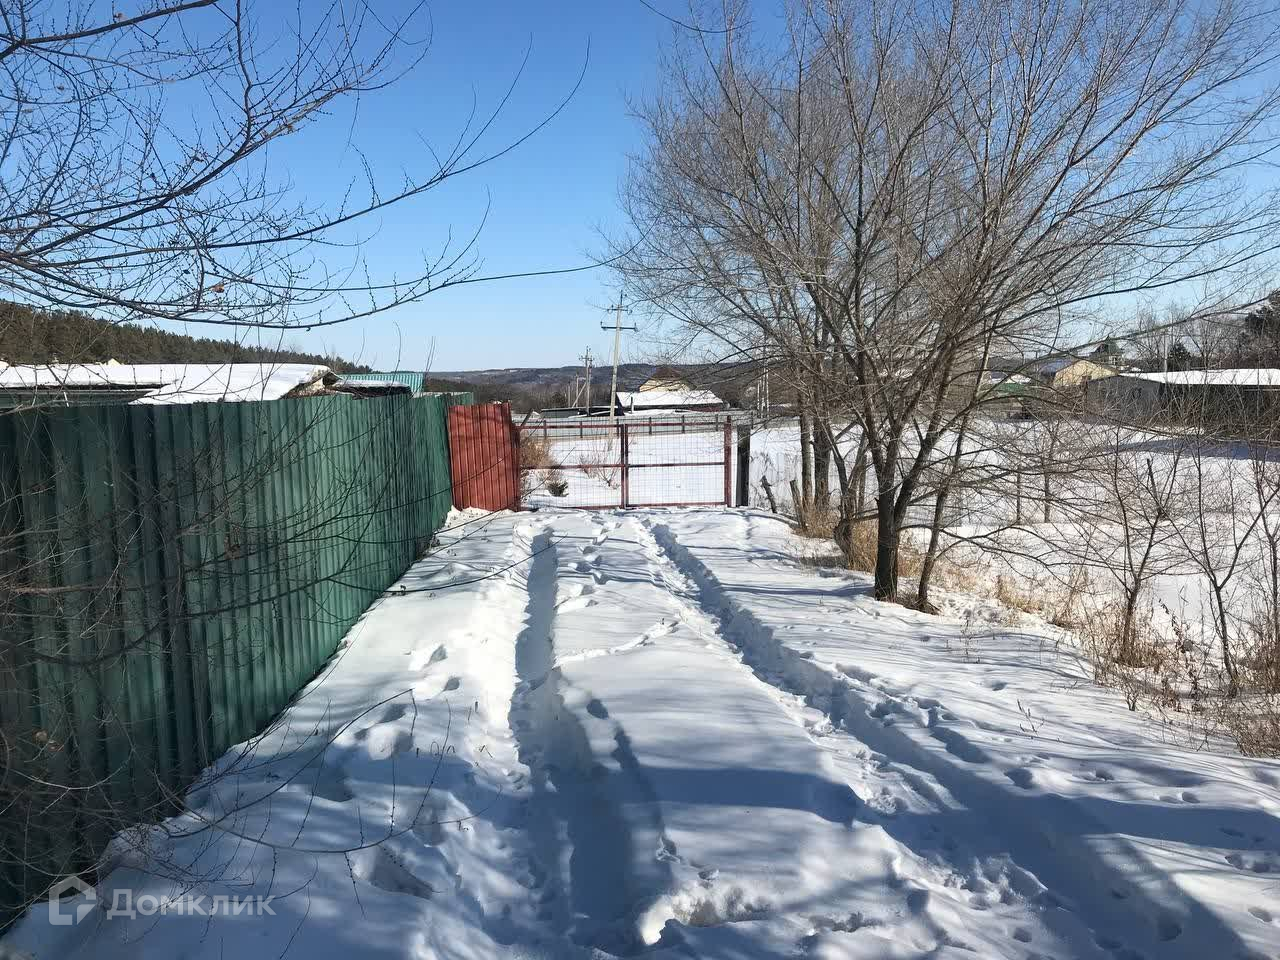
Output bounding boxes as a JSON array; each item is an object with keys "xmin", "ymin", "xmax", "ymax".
[
  {"xmin": 517, "ymin": 415, "xmax": 739, "ymax": 509},
  {"xmin": 448, "ymin": 402, "xmax": 520, "ymax": 511}
]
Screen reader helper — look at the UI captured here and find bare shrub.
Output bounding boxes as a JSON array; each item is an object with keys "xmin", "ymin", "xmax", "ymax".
[
  {"xmin": 1240, "ymin": 618, "xmax": 1280, "ymax": 693},
  {"xmin": 578, "ymin": 444, "xmax": 620, "ymax": 490},
  {"xmin": 545, "ymin": 469, "xmax": 569, "ymax": 498},
  {"xmin": 1218, "ymin": 697, "xmax": 1280, "ymax": 757},
  {"xmin": 520, "ymin": 435, "xmax": 560, "ymax": 470}
]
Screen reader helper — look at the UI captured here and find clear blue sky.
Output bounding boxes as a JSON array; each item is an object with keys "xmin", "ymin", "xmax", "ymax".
[{"xmin": 232, "ymin": 1, "xmax": 674, "ymax": 373}]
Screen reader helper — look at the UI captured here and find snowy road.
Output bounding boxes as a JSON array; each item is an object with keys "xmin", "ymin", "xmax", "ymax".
[{"xmin": 10, "ymin": 509, "xmax": 1280, "ymax": 959}]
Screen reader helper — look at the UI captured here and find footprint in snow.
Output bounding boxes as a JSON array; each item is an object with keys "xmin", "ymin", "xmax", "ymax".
[
  {"xmin": 1226, "ymin": 852, "xmax": 1277, "ymax": 873},
  {"xmin": 1005, "ymin": 768, "xmax": 1035, "ymax": 790},
  {"xmin": 409, "ymin": 644, "xmax": 448, "ymax": 672}
]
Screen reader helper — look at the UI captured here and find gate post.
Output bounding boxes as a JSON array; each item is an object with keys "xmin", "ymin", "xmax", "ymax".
[
  {"xmin": 722, "ymin": 418, "xmax": 732, "ymax": 506},
  {"xmin": 620, "ymin": 421, "xmax": 630, "ymax": 509},
  {"xmin": 736, "ymin": 425, "xmax": 751, "ymax": 507}
]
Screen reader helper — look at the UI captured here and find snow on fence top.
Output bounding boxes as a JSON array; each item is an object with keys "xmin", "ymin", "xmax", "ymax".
[{"xmin": 0, "ymin": 362, "xmax": 330, "ymax": 404}]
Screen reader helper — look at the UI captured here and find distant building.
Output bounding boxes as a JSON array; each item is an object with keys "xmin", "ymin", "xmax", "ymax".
[
  {"xmin": 615, "ymin": 371, "xmax": 726, "ymax": 414},
  {"xmin": 1027, "ymin": 356, "xmax": 1116, "ymax": 390},
  {"xmin": 1086, "ymin": 368, "xmax": 1280, "ymax": 425},
  {"xmin": 0, "ymin": 362, "xmax": 413, "ymax": 409},
  {"xmin": 336, "ymin": 371, "xmax": 426, "ymax": 394}
]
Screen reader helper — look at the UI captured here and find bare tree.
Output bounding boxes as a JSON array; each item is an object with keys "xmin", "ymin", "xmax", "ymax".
[
  {"xmin": 615, "ymin": 0, "xmax": 1280, "ymax": 601},
  {"xmin": 0, "ymin": 0, "xmax": 584, "ymax": 339}
]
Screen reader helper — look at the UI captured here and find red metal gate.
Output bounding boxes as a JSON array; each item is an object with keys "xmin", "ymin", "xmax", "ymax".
[
  {"xmin": 448, "ymin": 402, "xmax": 520, "ymax": 510},
  {"xmin": 518, "ymin": 416, "xmax": 735, "ymax": 509}
]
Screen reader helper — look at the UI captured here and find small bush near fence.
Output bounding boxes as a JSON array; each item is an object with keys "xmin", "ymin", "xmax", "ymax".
[{"xmin": 0, "ymin": 392, "xmax": 468, "ymax": 928}]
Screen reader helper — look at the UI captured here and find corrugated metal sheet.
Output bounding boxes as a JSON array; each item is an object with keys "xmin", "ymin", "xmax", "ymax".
[
  {"xmin": 337, "ymin": 371, "xmax": 426, "ymax": 392},
  {"xmin": 448, "ymin": 402, "xmax": 520, "ymax": 511},
  {"xmin": 0, "ymin": 391, "xmax": 472, "ymax": 925}
]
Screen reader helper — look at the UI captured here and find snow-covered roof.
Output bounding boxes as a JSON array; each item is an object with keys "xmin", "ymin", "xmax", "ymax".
[
  {"xmin": 1117, "ymin": 368, "xmax": 1280, "ymax": 388},
  {"xmin": 0, "ymin": 363, "xmax": 329, "ymax": 403},
  {"xmin": 616, "ymin": 388, "xmax": 723, "ymax": 410}
]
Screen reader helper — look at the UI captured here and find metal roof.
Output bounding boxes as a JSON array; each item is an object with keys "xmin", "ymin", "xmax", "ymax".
[{"xmin": 337, "ymin": 371, "xmax": 425, "ymax": 391}]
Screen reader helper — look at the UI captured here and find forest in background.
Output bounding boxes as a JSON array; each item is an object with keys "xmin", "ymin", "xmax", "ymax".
[{"xmin": 0, "ymin": 302, "xmax": 372, "ymax": 372}]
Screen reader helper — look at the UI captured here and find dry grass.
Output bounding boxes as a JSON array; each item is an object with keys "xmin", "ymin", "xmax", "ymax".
[
  {"xmin": 1239, "ymin": 616, "xmax": 1280, "ymax": 693},
  {"xmin": 519, "ymin": 436, "xmax": 567, "ymax": 503},
  {"xmin": 1217, "ymin": 696, "xmax": 1280, "ymax": 756},
  {"xmin": 792, "ymin": 500, "xmax": 840, "ymax": 540}
]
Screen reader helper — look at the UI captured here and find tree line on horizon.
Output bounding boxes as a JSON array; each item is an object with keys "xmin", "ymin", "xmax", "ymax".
[{"xmin": 0, "ymin": 302, "xmax": 373, "ymax": 373}]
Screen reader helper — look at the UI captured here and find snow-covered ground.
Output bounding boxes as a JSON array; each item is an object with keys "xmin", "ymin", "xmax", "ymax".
[{"xmin": 6, "ymin": 508, "xmax": 1280, "ymax": 959}]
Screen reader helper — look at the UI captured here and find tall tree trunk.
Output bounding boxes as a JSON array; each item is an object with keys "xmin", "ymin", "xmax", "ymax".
[
  {"xmin": 798, "ymin": 405, "xmax": 814, "ymax": 518},
  {"xmin": 874, "ymin": 482, "xmax": 899, "ymax": 601},
  {"xmin": 813, "ymin": 418, "xmax": 831, "ymax": 512},
  {"xmin": 852, "ymin": 435, "xmax": 868, "ymax": 516}
]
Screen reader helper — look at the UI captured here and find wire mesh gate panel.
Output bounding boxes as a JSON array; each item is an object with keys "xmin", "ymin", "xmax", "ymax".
[{"xmin": 519, "ymin": 416, "xmax": 736, "ymax": 509}]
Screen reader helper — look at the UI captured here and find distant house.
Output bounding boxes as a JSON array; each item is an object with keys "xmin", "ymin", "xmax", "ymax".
[
  {"xmin": 615, "ymin": 371, "xmax": 726, "ymax": 414},
  {"xmin": 1027, "ymin": 356, "xmax": 1116, "ymax": 390},
  {"xmin": 0, "ymin": 362, "xmax": 412, "ymax": 409},
  {"xmin": 635, "ymin": 368, "xmax": 694, "ymax": 393},
  {"xmin": 1086, "ymin": 368, "xmax": 1280, "ymax": 425}
]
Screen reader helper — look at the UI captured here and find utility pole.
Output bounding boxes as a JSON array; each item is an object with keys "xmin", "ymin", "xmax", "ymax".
[
  {"xmin": 578, "ymin": 348, "xmax": 594, "ymax": 412},
  {"xmin": 601, "ymin": 296, "xmax": 636, "ymax": 418}
]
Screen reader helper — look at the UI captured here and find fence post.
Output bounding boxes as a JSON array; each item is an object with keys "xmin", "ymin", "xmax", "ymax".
[
  {"xmin": 736, "ymin": 425, "xmax": 751, "ymax": 507},
  {"xmin": 723, "ymin": 418, "xmax": 733, "ymax": 506},
  {"xmin": 620, "ymin": 421, "xmax": 630, "ymax": 509}
]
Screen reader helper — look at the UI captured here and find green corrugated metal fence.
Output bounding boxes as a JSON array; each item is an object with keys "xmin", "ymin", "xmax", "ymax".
[{"xmin": 0, "ymin": 392, "xmax": 471, "ymax": 927}]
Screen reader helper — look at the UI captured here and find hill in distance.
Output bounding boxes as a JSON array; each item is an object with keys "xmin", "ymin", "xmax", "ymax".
[
  {"xmin": 434, "ymin": 362, "xmax": 757, "ymax": 408},
  {"xmin": 0, "ymin": 302, "xmax": 372, "ymax": 373}
]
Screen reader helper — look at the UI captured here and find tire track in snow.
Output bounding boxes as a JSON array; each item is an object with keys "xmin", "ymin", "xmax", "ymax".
[
  {"xmin": 628, "ymin": 515, "xmax": 1031, "ymax": 954},
  {"xmin": 505, "ymin": 517, "xmax": 669, "ymax": 956},
  {"xmin": 645, "ymin": 515, "xmax": 1251, "ymax": 960}
]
